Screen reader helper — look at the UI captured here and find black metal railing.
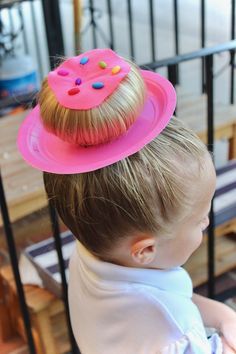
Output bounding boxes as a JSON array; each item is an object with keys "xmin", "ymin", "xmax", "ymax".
[
  {"xmin": 231, "ymin": 0, "xmax": 236, "ymax": 103},
  {"xmin": 48, "ymin": 201, "xmax": 79, "ymax": 354},
  {"xmin": 0, "ymin": 171, "xmax": 37, "ymax": 353},
  {"xmin": 201, "ymin": 0, "xmax": 206, "ymax": 92}
]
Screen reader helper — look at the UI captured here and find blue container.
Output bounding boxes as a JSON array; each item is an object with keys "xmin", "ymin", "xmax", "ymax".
[{"xmin": 0, "ymin": 56, "xmax": 39, "ymax": 102}]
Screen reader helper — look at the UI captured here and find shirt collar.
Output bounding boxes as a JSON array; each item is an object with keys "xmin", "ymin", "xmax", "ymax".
[{"xmin": 76, "ymin": 241, "xmax": 193, "ymax": 298}]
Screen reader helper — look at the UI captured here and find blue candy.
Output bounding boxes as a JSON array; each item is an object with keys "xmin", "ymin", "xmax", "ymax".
[
  {"xmin": 80, "ymin": 57, "xmax": 89, "ymax": 65},
  {"xmin": 92, "ymin": 82, "xmax": 104, "ymax": 89}
]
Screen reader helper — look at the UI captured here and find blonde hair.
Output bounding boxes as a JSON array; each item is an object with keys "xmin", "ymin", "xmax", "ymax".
[
  {"xmin": 40, "ymin": 55, "xmax": 209, "ymax": 260},
  {"xmin": 43, "ymin": 117, "xmax": 209, "ymax": 259}
]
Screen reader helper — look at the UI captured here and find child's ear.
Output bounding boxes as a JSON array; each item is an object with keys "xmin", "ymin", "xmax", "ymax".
[{"xmin": 130, "ymin": 237, "xmax": 156, "ymax": 265}]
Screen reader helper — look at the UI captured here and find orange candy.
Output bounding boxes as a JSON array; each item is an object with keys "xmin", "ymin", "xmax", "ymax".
[{"xmin": 112, "ymin": 65, "xmax": 121, "ymax": 75}]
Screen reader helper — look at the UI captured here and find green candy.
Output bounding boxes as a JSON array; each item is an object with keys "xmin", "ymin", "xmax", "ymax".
[{"xmin": 99, "ymin": 61, "xmax": 107, "ymax": 69}]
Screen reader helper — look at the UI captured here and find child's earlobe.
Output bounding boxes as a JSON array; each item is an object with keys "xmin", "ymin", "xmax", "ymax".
[{"xmin": 131, "ymin": 237, "xmax": 156, "ymax": 265}]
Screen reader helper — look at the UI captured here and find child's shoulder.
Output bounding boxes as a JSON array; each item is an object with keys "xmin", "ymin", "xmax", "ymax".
[
  {"xmin": 125, "ymin": 284, "xmax": 183, "ymax": 329},
  {"xmin": 127, "ymin": 282, "xmax": 201, "ymax": 334}
]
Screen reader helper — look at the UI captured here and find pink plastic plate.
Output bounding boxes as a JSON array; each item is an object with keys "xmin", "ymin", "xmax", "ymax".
[{"xmin": 17, "ymin": 70, "xmax": 176, "ymax": 174}]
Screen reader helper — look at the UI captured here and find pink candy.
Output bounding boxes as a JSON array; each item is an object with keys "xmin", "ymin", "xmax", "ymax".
[{"xmin": 57, "ymin": 69, "xmax": 69, "ymax": 76}]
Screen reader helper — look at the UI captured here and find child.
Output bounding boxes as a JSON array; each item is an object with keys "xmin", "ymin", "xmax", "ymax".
[{"xmin": 18, "ymin": 49, "xmax": 236, "ymax": 353}]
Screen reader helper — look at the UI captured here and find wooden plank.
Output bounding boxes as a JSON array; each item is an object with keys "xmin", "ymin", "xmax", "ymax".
[
  {"xmin": 0, "ymin": 266, "xmax": 57, "ymax": 313},
  {"xmin": 0, "ymin": 335, "xmax": 28, "ymax": 354},
  {"xmin": 25, "ymin": 287, "xmax": 56, "ymax": 313},
  {"xmin": 56, "ymin": 335, "xmax": 71, "ymax": 354},
  {"xmin": 0, "ymin": 192, "xmax": 47, "ymax": 226},
  {"xmin": 50, "ymin": 312, "xmax": 68, "ymax": 339},
  {"xmin": 0, "ymin": 265, "xmax": 70, "ymax": 353},
  {"xmin": 0, "ymin": 272, "xmax": 15, "ymax": 341},
  {"xmin": 176, "ymin": 89, "xmax": 236, "ymax": 134},
  {"xmin": 0, "ymin": 110, "xmax": 47, "ymax": 226},
  {"xmin": 33, "ymin": 308, "xmax": 57, "ymax": 354},
  {"xmin": 197, "ymin": 121, "xmax": 235, "ymax": 144},
  {"xmin": 229, "ymin": 123, "xmax": 236, "ymax": 159},
  {"xmin": 49, "ymin": 300, "xmax": 65, "ymax": 317},
  {"xmin": 215, "ymin": 218, "xmax": 236, "ymax": 237}
]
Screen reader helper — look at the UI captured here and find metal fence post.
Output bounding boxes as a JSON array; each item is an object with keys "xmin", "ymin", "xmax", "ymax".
[
  {"xmin": 149, "ymin": 0, "xmax": 156, "ymax": 62},
  {"xmin": 41, "ymin": 0, "xmax": 65, "ymax": 69},
  {"xmin": 48, "ymin": 201, "xmax": 81, "ymax": 354},
  {"xmin": 89, "ymin": 0, "xmax": 97, "ymax": 48},
  {"xmin": 230, "ymin": 0, "xmax": 235, "ymax": 104},
  {"xmin": 168, "ymin": 64, "xmax": 178, "ymax": 115},
  {"xmin": 173, "ymin": 0, "xmax": 179, "ymax": 84},
  {"xmin": 127, "ymin": 0, "xmax": 135, "ymax": 59},
  {"xmin": 0, "ymin": 171, "xmax": 36, "ymax": 353},
  {"xmin": 205, "ymin": 54, "xmax": 215, "ymax": 299},
  {"xmin": 201, "ymin": 0, "xmax": 206, "ymax": 93},
  {"xmin": 30, "ymin": 1, "xmax": 44, "ymax": 79},
  {"xmin": 107, "ymin": 0, "xmax": 114, "ymax": 49}
]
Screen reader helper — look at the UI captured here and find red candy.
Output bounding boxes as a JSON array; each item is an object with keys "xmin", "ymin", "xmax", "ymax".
[{"xmin": 68, "ymin": 87, "xmax": 80, "ymax": 95}]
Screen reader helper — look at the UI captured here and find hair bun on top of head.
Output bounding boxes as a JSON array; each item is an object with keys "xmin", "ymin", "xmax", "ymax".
[
  {"xmin": 17, "ymin": 48, "xmax": 177, "ymax": 174},
  {"xmin": 39, "ymin": 48, "xmax": 146, "ymax": 146}
]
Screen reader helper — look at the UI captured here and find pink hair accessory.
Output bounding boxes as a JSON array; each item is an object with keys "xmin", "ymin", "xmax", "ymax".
[
  {"xmin": 17, "ymin": 70, "xmax": 177, "ymax": 174},
  {"xmin": 47, "ymin": 48, "xmax": 131, "ymax": 110}
]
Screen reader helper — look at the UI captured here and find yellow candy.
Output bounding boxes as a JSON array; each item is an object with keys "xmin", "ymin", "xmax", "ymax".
[
  {"xmin": 112, "ymin": 65, "xmax": 121, "ymax": 75},
  {"xmin": 99, "ymin": 61, "xmax": 107, "ymax": 69}
]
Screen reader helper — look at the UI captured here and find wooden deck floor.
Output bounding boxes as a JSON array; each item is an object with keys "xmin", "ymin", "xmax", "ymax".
[{"xmin": 0, "ymin": 110, "xmax": 46, "ymax": 226}]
